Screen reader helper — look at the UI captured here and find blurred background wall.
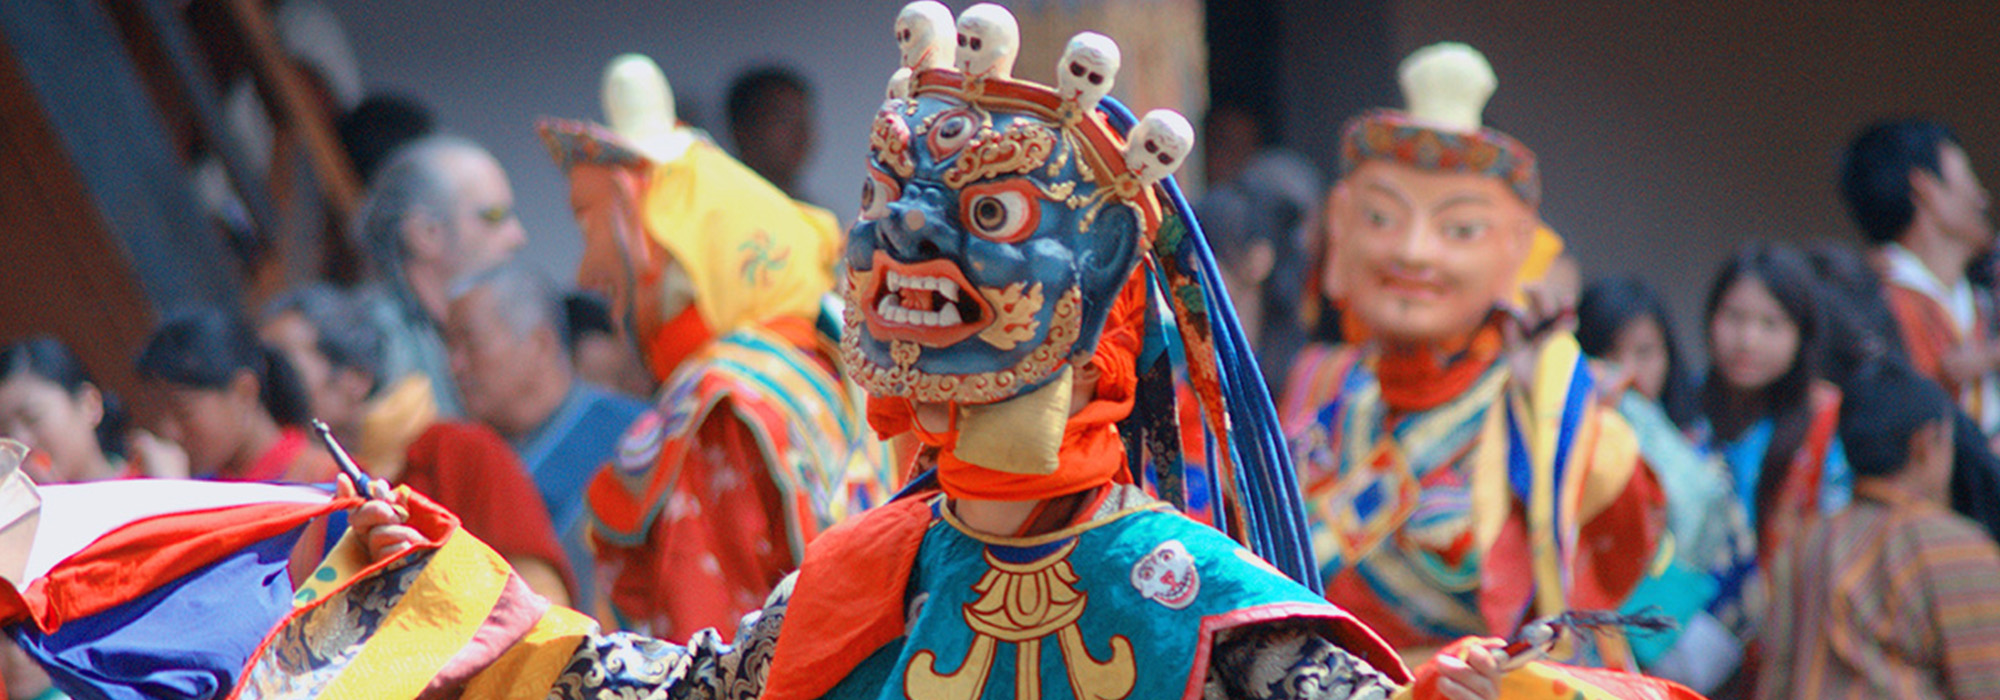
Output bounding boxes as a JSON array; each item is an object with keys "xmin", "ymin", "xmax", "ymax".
[
  {"xmin": 324, "ymin": 0, "xmax": 1206, "ymax": 286},
  {"xmin": 1283, "ymin": 0, "xmax": 2000, "ymax": 346},
  {"xmin": 8, "ymin": 0, "xmax": 2000, "ymax": 399},
  {"xmin": 331, "ymin": 0, "xmax": 2000, "ymax": 350}
]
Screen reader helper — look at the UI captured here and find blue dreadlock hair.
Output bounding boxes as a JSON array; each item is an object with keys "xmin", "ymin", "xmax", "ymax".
[{"xmin": 1098, "ymin": 96, "xmax": 1321, "ymax": 594}]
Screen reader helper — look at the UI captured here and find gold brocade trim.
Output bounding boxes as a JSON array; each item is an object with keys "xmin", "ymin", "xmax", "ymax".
[
  {"xmin": 904, "ymin": 539, "xmax": 1137, "ymax": 700},
  {"xmin": 871, "ymin": 109, "xmax": 916, "ymax": 179},
  {"xmin": 967, "ymin": 540, "xmax": 1090, "ymax": 641},
  {"xmin": 953, "ymin": 365, "xmax": 1071, "ymax": 475},
  {"xmin": 843, "ymin": 286, "xmax": 1084, "ymax": 405},
  {"xmin": 943, "ymin": 122, "xmax": 1058, "ymax": 190},
  {"xmin": 977, "ymin": 282, "xmax": 1044, "ymax": 350}
]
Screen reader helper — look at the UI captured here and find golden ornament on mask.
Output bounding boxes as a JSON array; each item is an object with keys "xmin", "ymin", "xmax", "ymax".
[
  {"xmin": 944, "ymin": 122, "xmax": 1057, "ymax": 190},
  {"xmin": 1036, "ymin": 180, "xmax": 1078, "ymax": 205},
  {"xmin": 915, "ymin": 108, "xmax": 946, "ymax": 138},
  {"xmin": 977, "ymin": 281, "xmax": 1044, "ymax": 351},
  {"xmin": 892, "ymin": 340, "xmax": 922, "ymax": 370},
  {"xmin": 841, "ymin": 287, "xmax": 1081, "ymax": 405},
  {"xmin": 1044, "ymin": 131, "xmax": 1073, "ymax": 178},
  {"xmin": 870, "ymin": 109, "xmax": 916, "ymax": 179}
]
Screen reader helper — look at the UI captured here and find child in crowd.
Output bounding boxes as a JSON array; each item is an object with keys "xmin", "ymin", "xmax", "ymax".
[
  {"xmin": 561, "ymin": 291, "xmax": 656, "ymax": 400},
  {"xmin": 1758, "ymin": 362, "xmax": 2000, "ymax": 700},
  {"xmin": 135, "ymin": 307, "xmax": 336, "ymax": 483},
  {"xmin": 1578, "ymin": 276, "xmax": 1695, "ymax": 426}
]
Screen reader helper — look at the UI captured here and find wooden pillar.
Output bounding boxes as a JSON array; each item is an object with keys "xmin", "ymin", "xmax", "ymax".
[{"xmin": 0, "ymin": 30, "xmax": 160, "ymax": 419}]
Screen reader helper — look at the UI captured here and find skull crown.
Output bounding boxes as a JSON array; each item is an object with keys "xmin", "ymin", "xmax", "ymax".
[
  {"xmin": 882, "ymin": 1, "xmax": 1192, "ymax": 194},
  {"xmin": 847, "ymin": 2, "xmax": 1201, "ymax": 405}
]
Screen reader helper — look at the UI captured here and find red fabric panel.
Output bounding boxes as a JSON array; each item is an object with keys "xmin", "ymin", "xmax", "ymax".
[
  {"xmin": 0, "ymin": 499, "xmax": 350, "ymax": 633},
  {"xmin": 1884, "ymin": 284, "xmax": 1963, "ymax": 396},
  {"xmin": 399, "ymin": 422, "xmax": 575, "ymax": 598},
  {"xmin": 1571, "ymin": 462, "xmax": 1666, "ymax": 610},
  {"xmin": 598, "ymin": 405, "xmax": 794, "ymax": 642},
  {"xmin": 1479, "ymin": 509, "xmax": 1536, "ymax": 638},
  {"xmin": 421, "ymin": 571, "xmax": 549, "ymax": 697},
  {"xmin": 762, "ymin": 493, "xmax": 933, "ymax": 700}
]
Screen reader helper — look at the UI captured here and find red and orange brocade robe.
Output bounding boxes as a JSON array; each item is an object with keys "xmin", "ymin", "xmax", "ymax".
[{"xmin": 586, "ymin": 322, "xmax": 897, "ymax": 642}]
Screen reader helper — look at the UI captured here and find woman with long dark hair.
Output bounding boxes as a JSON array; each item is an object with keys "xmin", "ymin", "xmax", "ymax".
[
  {"xmin": 1696, "ymin": 242, "xmax": 1851, "ymax": 559},
  {"xmin": 136, "ymin": 307, "xmax": 335, "ymax": 482}
]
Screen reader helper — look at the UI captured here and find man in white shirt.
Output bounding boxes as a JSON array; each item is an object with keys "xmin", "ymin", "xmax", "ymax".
[{"xmin": 1842, "ymin": 120, "xmax": 2000, "ymax": 438}]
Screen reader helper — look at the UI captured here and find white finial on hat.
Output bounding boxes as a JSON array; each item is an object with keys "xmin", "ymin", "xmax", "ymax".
[
  {"xmin": 1123, "ymin": 109, "xmax": 1194, "ymax": 186},
  {"xmin": 1057, "ymin": 32, "xmax": 1120, "ymax": 115},
  {"xmin": 955, "ymin": 3, "xmax": 1019, "ymax": 80},
  {"xmin": 602, "ymin": 53, "xmax": 694, "ymax": 162},
  {"xmin": 1398, "ymin": 42, "xmax": 1497, "ymax": 133},
  {"xmin": 896, "ymin": 1, "xmax": 957, "ymax": 72}
]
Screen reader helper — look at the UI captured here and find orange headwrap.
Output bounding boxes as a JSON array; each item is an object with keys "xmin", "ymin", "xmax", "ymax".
[{"xmin": 869, "ymin": 267, "xmax": 1149, "ymax": 501}]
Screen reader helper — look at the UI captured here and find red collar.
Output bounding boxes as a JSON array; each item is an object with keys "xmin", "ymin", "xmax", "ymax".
[{"xmin": 1373, "ymin": 318, "xmax": 1505, "ymax": 413}]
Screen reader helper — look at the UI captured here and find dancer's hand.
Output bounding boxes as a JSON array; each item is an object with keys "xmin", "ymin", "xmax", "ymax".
[
  {"xmin": 1427, "ymin": 642, "xmax": 1503, "ymax": 700},
  {"xmin": 336, "ymin": 475, "xmax": 421, "ymax": 562}
]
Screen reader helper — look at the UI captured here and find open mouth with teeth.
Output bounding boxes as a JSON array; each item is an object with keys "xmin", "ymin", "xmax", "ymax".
[{"xmin": 860, "ymin": 251, "xmax": 994, "ymax": 347}]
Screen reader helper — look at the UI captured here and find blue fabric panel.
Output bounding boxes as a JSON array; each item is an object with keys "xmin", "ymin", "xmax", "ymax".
[{"xmin": 12, "ymin": 526, "xmax": 306, "ymax": 700}]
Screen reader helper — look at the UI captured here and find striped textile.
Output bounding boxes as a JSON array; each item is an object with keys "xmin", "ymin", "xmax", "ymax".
[{"xmin": 1757, "ymin": 482, "xmax": 2000, "ymax": 700}]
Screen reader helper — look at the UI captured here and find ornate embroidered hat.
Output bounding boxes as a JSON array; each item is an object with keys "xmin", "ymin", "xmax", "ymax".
[
  {"xmin": 1338, "ymin": 42, "xmax": 1541, "ymax": 207},
  {"xmin": 539, "ymin": 118, "xmax": 647, "ymax": 170}
]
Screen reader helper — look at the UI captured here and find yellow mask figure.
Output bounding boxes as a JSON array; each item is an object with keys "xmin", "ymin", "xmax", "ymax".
[{"xmin": 544, "ymin": 120, "xmax": 837, "ymax": 382}]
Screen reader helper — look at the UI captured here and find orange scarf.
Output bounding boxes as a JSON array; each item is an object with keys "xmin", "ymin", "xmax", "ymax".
[
  {"xmin": 868, "ymin": 269, "xmax": 1147, "ymax": 501},
  {"xmin": 1370, "ymin": 315, "xmax": 1506, "ymax": 414}
]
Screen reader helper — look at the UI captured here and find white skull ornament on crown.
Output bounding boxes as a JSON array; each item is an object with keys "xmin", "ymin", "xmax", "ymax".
[
  {"xmin": 895, "ymin": 0, "xmax": 955, "ymax": 71},
  {"xmin": 954, "ymin": 3, "xmax": 1019, "ymax": 80},
  {"xmin": 1056, "ymin": 32, "xmax": 1120, "ymax": 115},
  {"xmin": 1123, "ymin": 109, "xmax": 1194, "ymax": 186}
]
